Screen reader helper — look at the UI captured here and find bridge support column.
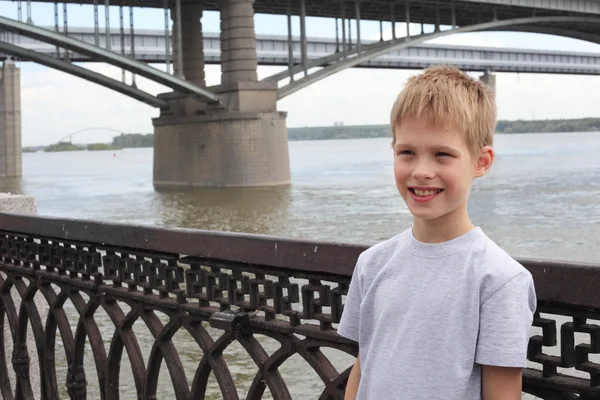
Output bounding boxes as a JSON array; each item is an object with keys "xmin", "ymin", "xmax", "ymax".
[
  {"xmin": 480, "ymin": 70, "xmax": 496, "ymax": 95},
  {"xmin": 0, "ymin": 60, "xmax": 22, "ymax": 178},
  {"xmin": 153, "ymin": 0, "xmax": 290, "ymax": 188},
  {"xmin": 181, "ymin": 4, "xmax": 206, "ymax": 87}
]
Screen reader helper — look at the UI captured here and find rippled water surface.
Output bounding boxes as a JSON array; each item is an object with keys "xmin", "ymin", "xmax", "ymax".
[{"xmin": 1, "ymin": 132, "xmax": 599, "ymax": 399}]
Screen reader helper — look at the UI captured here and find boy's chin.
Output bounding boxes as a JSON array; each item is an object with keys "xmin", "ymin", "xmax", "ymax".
[{"xmin": 408, "ymin": 208, "xmax": 447, "ymax": 222}]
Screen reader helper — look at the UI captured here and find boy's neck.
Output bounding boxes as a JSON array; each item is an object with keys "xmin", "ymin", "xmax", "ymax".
[{"xmin": 412, "ymin": 213, "xmax": 475, "ymax": 244}]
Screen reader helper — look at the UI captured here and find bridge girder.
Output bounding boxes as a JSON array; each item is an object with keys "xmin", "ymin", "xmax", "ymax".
[
  {"xmin": 0, "ymin": 41, "xmax": 168, "ymax": 108},
  {"xmin": 3, "ymin": 0, "xmax": 600, "ymax": 23},
  {"xmin": 0, "ymin": 16, "xmax": 221, "ymax": 105},
  {"xmin": 274, "ymin": 15, "xmax": 600, "ymax": 100}
]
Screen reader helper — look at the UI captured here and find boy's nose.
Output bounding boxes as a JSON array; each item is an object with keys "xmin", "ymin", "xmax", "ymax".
[{"xmin": 412, "ymin": 160, "xmax": 436, "ymax": 180}]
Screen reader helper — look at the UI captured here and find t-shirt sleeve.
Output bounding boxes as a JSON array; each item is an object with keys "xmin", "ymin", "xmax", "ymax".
[
  {"xmin": 475, "ymin": 271, "xmax": 537, "ymax": 368},
  {"xmin": 336, "ymin": 255, "xmax": 364, "ymax": 342}
]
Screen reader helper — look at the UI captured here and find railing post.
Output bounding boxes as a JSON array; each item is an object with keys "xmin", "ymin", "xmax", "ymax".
[
  {"xmin": 391, "ymin": 4, "xmax": 396, "ymax": 40},
  {"xmin": 54, "ymin": 2, "xmax": 59, "ymax": 57},
  {"xmin": 26, "ymin": 0, "xmax": 32, "ymax": 24},
  {"xmin": 341, "ymin": 1, "xmax": 346, "ymax": 58},
  {"xmin": 405, "ymin": 0, "xmax": 411, "ymax": 39},
  {"xmin": 174, "ymin": 0, "xmax": 184, "ymax": 78},
  {"xmin": 300, "ymin": 0, "xmax": 308, "ymax": 76},
  {"xmin": 347, "ymin": 15, "xmax": 351, "ymax": 50},
  {"xmin": 119, "ymin": 5, "xmax": 125, "ymax": 82},
  {"xmin": 94, "ymin": 0, "xmax": 100, "ymax": 46},
  {"xmin": 63, "ymin": 4, "xmax": 70, "ymax": 61},
  {"xmin": 435, "ymin": 5, "xmax": 440, "ymax": 31},
  {"xmin": 163, "ymin": 0, "xmax": 171, "ymax": 74},
  {"xmin": 129, "ymin": 6, "xmax": 136, "ymax": 87},
  {"xmin": 104, "ymin": 0, "xmax": 111, "ymax": 50},
  {"xmin": 287, "ymin": 0, "xmax": 294, "ymax": 81},
  {"xmin": 335, "ymin": 17, "xmax": 340, "ymax": 52},
  {"xmin": 355, "ymin": 0, "xmax": 361, "ymax": 54},
  {"xmin": 451, "ymin": 0, "xmax": 456, "ymax": 28}
]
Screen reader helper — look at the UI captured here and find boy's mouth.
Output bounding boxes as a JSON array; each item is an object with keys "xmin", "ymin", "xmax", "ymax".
[{"xmin": 409, "ymin": 187, "xmax": 444, "ymax": 197}]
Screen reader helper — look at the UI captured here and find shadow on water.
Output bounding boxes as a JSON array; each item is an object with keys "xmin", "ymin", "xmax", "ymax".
[{"xmin": 153, "ymin": 186, "xmax": 293, "ymax": 235}]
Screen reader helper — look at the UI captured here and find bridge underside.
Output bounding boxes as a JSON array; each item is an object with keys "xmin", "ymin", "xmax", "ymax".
[{"xmin": 12, "ymin": 0, "xmax": 600, "ymax": 27}]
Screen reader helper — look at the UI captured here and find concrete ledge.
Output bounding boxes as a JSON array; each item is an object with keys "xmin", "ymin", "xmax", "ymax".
[
  {"xmin": 0, "ymin": 193, "xmax": 43, "ymax": 400},
  {"xmin": 0, "ymin": 193, "xmax": 36, "ymax": 214}
]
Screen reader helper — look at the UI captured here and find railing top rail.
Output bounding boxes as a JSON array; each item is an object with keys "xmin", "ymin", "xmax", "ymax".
[
  {"xmin": 0, "ymin": 212, "xmax": 366, "ymax": 277},
  {"xmin": 0, "ymin": 212, "xmax": 599, "ymax": 310}
]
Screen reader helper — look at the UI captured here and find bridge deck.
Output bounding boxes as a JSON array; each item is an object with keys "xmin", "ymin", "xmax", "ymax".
[
  {"xmin": 2, "ymin": 0, "xmax": 599, "ymax": 26},
  {"xmin": 3, "ymin": 28, "xmax": 600, "ymax": 75}
]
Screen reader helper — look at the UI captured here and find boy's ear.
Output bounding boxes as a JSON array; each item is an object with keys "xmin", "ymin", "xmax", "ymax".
[{"xmin": 474, "ymin": 146, "xmax": 494, "ymax": 177}]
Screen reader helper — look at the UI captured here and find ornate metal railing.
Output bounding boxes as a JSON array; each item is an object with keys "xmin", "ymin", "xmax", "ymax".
[{"xmin": 0, "ymin": 213, "xmax": 598, "ymax": 400}]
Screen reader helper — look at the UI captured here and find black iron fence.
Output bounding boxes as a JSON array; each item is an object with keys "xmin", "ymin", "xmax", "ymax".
[{"xmin": 0, "ymin": 213, "xmax": 598, "ymax": 399}]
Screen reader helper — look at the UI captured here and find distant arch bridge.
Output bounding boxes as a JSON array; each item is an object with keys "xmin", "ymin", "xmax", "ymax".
[
  {"xmin": 58, "ymin": 127, "xmax": 127, "ymax": 144},
  {"xmin": 1, "ymin": 15, "xmax": 600, "ymax": 106}
]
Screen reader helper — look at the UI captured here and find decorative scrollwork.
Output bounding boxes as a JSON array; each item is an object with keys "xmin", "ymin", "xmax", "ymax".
[{"xmin": 0, "ymin": 214, "xmax": 598, "ymax": 399}]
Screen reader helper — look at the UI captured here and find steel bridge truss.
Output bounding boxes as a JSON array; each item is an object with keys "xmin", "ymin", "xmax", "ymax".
[
  {"xmin": 269, "ymin": 0, "xmax": 600, "ymax": 100},
  {"xmin": 0, "ymin": 39, "xmax": 168, "ymax": 108},
  {"xmin": 0, "ymin": 14, "xmax": 221, "ymax": 108}
]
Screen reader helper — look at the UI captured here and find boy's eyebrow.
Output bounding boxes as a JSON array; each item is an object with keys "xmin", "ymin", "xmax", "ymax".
[
  {"xmin": 394, "ymin": 143, "xmax": 461, "ymax": 153},
  {"xmin": 435, "ymin": 145, "xmax": 461, "ymax": 153}
]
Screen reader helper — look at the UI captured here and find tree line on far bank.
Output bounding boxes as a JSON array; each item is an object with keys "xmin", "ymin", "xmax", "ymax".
[
  {"xmin": 287, "ymin": 117, "xmax": 600, "ymax": 141},
  {"xmin": 22, "ymin": 133, "xmax": 154, "ymax": 153},
  {"xmin": 22, "ymin": 118, "xmax": 600, "ymax": 152}
]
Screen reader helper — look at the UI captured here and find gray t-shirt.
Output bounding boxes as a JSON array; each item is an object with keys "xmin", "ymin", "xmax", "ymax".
[{"xmin": 337, "ymin": 227, "xmax": 536, "ymax": 400}]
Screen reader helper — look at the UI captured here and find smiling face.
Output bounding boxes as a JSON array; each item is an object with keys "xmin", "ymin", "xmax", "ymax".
[{"xmin": 393, "ymin": 115, "xmax": 492, "ymax": 229}]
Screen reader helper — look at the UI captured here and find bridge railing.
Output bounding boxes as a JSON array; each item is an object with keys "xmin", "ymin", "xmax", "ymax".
[{"xmin": 0, "ymin": 213, "xmax": 598, "ymax": 399}]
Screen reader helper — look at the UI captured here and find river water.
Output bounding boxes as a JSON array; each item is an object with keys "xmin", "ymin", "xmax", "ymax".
[{"xmin": 1, "ymin": 132, "xmax": 599, "ymax": 398}]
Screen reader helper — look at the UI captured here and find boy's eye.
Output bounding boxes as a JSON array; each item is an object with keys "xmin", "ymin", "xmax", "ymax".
[
  {"xmin": 397, "ymin": 150, "xmax": 414, "ymax": 156},
  {"xmin": 436, "ymin": 152, "xmax": 452, "ymax": 157}
]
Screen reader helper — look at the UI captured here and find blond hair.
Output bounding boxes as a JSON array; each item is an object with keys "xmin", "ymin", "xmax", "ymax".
[{"xmin": 390, "ymin": 66, "xmax": 496, "ymax": 156}]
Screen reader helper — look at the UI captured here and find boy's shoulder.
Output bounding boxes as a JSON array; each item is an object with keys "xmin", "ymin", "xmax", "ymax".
[
  {"xmin": 355, "ymin": 229, "xmax": 409, "ymax": 270},
  {"xmin": 477, "ymin": 233, "xmax": 534, "ymax": 298}
]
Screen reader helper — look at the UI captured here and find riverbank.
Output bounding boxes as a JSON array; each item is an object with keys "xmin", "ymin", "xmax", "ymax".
[
  {"xmin": 288, "ymin": 117, "xmax": 600, "ymax": 141},
  {"xmin": 23, "ymin": 118, "xmax": 600, "ymax": 151}
]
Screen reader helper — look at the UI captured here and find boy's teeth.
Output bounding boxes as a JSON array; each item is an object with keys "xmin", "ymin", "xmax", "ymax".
[{"xmin": 414, "ymin": 189, "xmax": 440, "ymax": 196}]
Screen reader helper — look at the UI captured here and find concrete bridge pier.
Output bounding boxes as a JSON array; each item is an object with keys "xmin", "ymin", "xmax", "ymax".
[
  {"xmin": 480, "ymin": 70, "xmax": 496, "ymax": 95},
  {"xmin": 153, "ymin": 0, "xmax": 291, "ymax": 188},
  {"xmin": 0, "ymin": 60, "xmax": 22, "ymax": 178}
]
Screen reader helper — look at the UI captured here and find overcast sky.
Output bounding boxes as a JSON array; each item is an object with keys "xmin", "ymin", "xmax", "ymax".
[{"xmin": 2, "ymin": 3, "xmax": 600, "ymax": 146}]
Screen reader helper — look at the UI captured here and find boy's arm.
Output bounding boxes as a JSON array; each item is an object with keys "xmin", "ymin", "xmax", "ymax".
[
  {"xmin": 344, "ymin": 353, "xmax": 361, "ymax": 400},
  {"xmin": 476, "ymin": 271, "xmax": 536, "ymax": 398},
  {"xmin": 481, "ymin": 365, "xmax": 522, "ymax": 400}
]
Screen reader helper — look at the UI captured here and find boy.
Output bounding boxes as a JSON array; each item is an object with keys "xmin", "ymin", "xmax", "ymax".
[{"xmin": 337, "ymin": 66, "xmax": 537, "ymax": 400}]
